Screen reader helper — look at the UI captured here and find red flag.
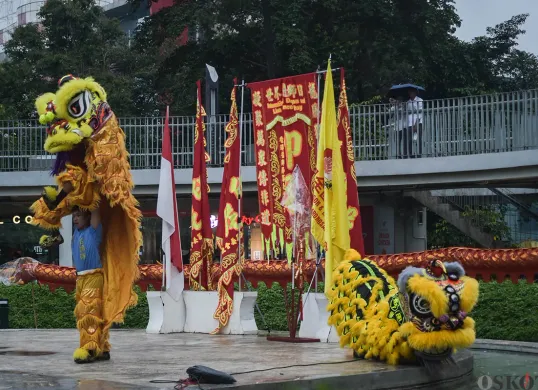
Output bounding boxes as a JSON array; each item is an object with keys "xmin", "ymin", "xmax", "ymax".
[
  {"xmin": 337, "ymin": 68, "xmax": 365, "ymax": 255},
  {"xmin": 156, "ymin": 106, "xmax": 183, "ymax": 272},
  {"xmin": 189, "ymin": 81, "xmax": 214, "ymax": 290},
  {"xmin": 248, "ymin": 73, "xmax": 319, "ymax": 260},
  {"xmin": 212, "ymin": 79, "xmax": 243, "ymax": 332}
]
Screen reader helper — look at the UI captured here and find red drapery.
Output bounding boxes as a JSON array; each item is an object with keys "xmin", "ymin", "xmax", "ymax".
[
  {"xmin": 212, "ymin": 79, "xmax": 244, "ymax": 330},
  {"xmin": 337, "ymin": 68, "xmax": 365, "ymax": 256},
  {"xmin": 249, "ymin": 73, "xmax": 319, "ymax": 260},
  {"xmin": 189, "ymin": 80, "xmax": 214, "ymax": 290}
]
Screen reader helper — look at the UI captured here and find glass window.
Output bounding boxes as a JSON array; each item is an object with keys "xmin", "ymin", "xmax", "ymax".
[
  {"xmin": 0, "ymin": 216, "xmax": 59, "ymax": 265},
  {"xmin": 139, "ymin": 214, "xmax": 192, "ymax": 264}
]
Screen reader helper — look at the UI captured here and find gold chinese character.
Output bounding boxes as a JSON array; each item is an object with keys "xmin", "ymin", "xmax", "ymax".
[
  {"xmin": 257, "ymin": 150, "xmax": 267, "ymax": 166},
  {"xmin": 252, "ymin": 91, "xmax": 262, "ymax": 107},
  {"xmin": 266, "ymin": 88, "xmax": 274, "ymax": 101},
  {"xmin": 255, "ymin": 110, "xmax": 263, "ymax": 126},
  {"xmin": 258, "ymin": 170, "xmax": 268, "ymax": 186},
  {"xmin": 273, "ymin": 86, "xmax": 281, "ymax": 100},
  {"xmin": 261, "ymin": 190, "xmax": 269, "ymax": 206},
  {"xmin": 311, "ymin": 102, "xmax": 318, "ymax": 118},
  {"xmin": 287, "ymin": 84, "xmax": 297, "ymax": 97},
  {"xmin": 308, "ymin": 82, "xmax": 318, "ymax": 99},
  {"xmin": 256, "ymin": 130, "xmax": 265, "ymax": 147}
]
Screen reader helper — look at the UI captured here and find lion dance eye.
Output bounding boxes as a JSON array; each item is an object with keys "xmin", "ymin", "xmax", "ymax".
[
  {"xmin": 68, "ymin": 91, "xmax": 91, "ymax": 119},
  {"xmin": 411, "ymin": 294, "xmax": 431, "ymax": 316}
]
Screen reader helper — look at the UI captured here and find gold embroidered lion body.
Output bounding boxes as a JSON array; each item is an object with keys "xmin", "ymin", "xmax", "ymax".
[{"xmin": 31, "ymin": 75, "xmax": 141, "ymax": 329}]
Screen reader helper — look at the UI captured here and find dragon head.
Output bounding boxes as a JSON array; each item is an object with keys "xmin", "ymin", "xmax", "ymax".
[
  {"xmin": 36, "ymin": 75, "xmax": 112, "ymax": 154},
  {"xmin": 397, "ymin": 260, "xmax": 479, "ymax": 364}
]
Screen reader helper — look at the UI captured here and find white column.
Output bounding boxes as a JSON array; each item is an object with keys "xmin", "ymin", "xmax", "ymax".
[{"xmin": 59, "ymin": 215, "xmax": 72, "ymax": 267}]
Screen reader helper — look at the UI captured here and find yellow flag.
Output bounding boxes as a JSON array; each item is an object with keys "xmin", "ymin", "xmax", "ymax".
[{"xmin": 311, "ymin": 60, "xmax": 351, "ymax": 295}]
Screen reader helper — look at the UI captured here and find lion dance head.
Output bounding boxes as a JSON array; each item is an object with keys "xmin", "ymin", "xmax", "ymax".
[
  {"xmin": 327, "ymin": 250, "xmax": 479, "ymax": 368},
  {"xmin": 35, "ymin": 75, "xmax": 113, "ymax": 174}
]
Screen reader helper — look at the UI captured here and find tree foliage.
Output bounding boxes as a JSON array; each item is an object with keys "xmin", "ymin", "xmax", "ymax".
[
  {"xmin": 0, "ymin": 0, "xmax": 138, "ymax": 118},
  {"xmin": 0, "ymin": 0, "xmax": 537, "ymax": 118},
  {"xmin": 427, "ymin": 207, "xmax": 512, "ymax": 249}
]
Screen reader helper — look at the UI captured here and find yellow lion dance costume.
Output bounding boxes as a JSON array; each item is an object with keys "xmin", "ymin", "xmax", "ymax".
[
  {"xmin": 327, "ymin": 250, "xmax": 479, "ymax": 369},
  {"xmin": 30, "ymin": 75, "xmax": 142, "ymax": 363}
]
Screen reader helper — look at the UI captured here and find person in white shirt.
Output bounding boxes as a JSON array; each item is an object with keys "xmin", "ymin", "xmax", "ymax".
[
  {"xmin": 399, "ymin": 88, "xmax": 423, "ymax": 158},
  {"xmin": 388, "ymin": 96, "xmax": 406, "ymax": 132}
]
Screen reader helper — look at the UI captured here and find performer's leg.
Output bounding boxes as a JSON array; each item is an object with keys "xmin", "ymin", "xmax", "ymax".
[
  {"xmin": 100, "ymin": 326, "xmax": 111, "ymax": 359},
  {"xmin": 398, "ymin": 131, "xmax": 404, "ymax": 158},
  {"xmin": 73, "ymin": 271, "xmax": 106, "ymax": 363}
]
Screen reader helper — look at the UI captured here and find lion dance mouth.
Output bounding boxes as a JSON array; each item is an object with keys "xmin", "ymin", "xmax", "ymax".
[{"xmin": 327, "ymin": 250, "xmax": 479, "ymax": 368}]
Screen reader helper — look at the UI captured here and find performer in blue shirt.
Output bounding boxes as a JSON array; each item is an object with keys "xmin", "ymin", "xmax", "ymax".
[{"xmin": 71, "ymin": 205, "xmax": 110, "ymax": 363}]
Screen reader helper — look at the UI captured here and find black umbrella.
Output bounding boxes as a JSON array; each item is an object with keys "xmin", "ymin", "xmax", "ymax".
[{"xmin": 387, "ymin": 83, "xmax": 425, "ymax": 99}]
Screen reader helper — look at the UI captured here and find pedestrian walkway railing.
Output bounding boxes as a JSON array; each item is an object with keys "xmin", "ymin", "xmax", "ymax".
[{"xmin": 1, "ymin": 89, "xmax": 538, "ymax": 171}]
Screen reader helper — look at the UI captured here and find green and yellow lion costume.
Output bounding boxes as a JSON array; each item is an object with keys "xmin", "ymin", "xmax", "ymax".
[
  {"xmin": 30, "ymin": 74, "xmax": 142, "ymax": 363},
  {"xmin": 327, "ymin": 250, "xmax": 479, "ymax": 368}
]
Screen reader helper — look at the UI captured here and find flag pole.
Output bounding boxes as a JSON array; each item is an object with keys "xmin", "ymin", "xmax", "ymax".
[
  {"xmin": 316, "ymin": 68, "xmax": 322, "ymax": 291},
  {"xmin": 162, "ymin": 106, "xmax": 170, "ymax": 292},
  {"xmin": 197, "ymin": 84, "xmax": 203, "ymax": 291},
  {"xmin": 236, "ymin": 79, "xmax": 246, "ymax": 292},
  {"xmin": 298, "ymin": 69, "xmax": 324, "ymax": 323},
  {"xmin": 309, "ymin": 57, "xmax": 335, "ymax": 296},
  {"xmin": 228, "ymin": 79, "xmax": 271, "ymax": 333}
]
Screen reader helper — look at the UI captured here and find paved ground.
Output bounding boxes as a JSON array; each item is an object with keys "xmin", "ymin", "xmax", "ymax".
[
  {"xmin": 14, "ymin": 329, "xmax": 536, "ymax": 389},
  {"xmin": 1, "ymin": 329, "xmax": 537, "ymax": 389},
  {"xmin": 0, "ymin": 329, "xmax": 390, "ymax": 389}
]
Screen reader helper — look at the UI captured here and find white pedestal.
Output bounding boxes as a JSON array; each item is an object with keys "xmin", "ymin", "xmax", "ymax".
[
  {"xmin": 183, "ymin": 291, "xmax": 258, "ymax": 335},
  {"xmin": 146, "ymin": 289, "xmax": 186, "ymax": 333},
  {"xmin": 298, "ymin": 292, "xmax": 339, "ymax": 342}
]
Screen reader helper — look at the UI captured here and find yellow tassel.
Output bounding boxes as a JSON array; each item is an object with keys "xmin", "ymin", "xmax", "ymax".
[
  {"xmin": 73, "ymin": 348, "xmax": 90, "ymax": 360},
  {"xmin": 43, "ymin": 186, "xmax": 58, "ymax": 201},
  {"xmin": 344, "ymin": 249, "xmax": 361, "ymax": 262}
]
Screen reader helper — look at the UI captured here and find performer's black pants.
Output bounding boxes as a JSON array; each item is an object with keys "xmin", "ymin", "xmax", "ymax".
[{"xmin": 398, "ymin": 124, "xmax": 422, "ymax": 158}]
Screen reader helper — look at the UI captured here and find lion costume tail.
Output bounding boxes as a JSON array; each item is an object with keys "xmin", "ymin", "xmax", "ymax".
[
  {"xmin": 326, "ymin": 249, "xmax": 413, "ymax": 364},
  {"xmin": 86, "ymin": 115, "xmax": 142, "ymax": 330}
]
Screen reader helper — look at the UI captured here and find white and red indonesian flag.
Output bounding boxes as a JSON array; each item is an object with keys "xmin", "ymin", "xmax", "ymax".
[{"xmin": 157, "ymin": 106, "xmax": 183, "ymax": 280}]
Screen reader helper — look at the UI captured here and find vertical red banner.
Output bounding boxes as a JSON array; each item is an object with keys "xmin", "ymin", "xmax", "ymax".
[
  {"xmin": 212, "ymin": 80, "xmax": 243, "ymax": 331},
  {"xmin": 189, "ymin": 80, "xmax": 214, "ymax": 290},
  {"xmin": 337, "ymin": 68, "xmax": 365, "ymax": 256},
  {"xmin": 249, "ymin": 73, "xmax": 319, "ymax": 259}
]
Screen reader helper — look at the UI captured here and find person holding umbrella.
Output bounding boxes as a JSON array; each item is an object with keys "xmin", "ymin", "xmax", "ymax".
[{"xmin": 388, "ymin": 84, "xmax": 424, "ymax": 158}]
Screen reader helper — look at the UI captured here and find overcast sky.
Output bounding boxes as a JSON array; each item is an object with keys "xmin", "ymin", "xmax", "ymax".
[{"xmin": 454, "ymin": 0, "xmax": 538, "ymax": 54}]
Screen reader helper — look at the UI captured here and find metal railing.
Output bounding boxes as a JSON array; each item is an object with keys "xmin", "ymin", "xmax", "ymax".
[{"xmin": 1, "ymin": 89, "xmax": 538, "ymax": 171}]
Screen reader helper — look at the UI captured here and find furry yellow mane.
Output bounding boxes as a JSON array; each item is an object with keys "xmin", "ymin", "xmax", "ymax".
[{"xmin": 327, "ymin": 249, "xmax": 479, "ymax": 367}]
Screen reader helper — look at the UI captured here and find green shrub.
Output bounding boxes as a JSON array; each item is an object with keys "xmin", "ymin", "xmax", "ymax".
[
  {"xmin": 1, "ymin": 280, "xmax": 537, "ymax": 342},
  {"xmin": 0, "ymin": 283, "xmax": 76, "ymax": 328},
  {"xmin": 472, "ymin": 280, "xmax": 538, "ymax": 342}
]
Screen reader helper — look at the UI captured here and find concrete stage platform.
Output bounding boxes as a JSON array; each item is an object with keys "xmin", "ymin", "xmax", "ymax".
[{"xmin": 0, "ymin": 329, "xmax": 473, "ymax": 389}]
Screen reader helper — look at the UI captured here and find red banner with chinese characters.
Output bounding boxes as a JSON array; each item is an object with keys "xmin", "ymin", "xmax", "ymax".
[
  {"xmin": 337, "ymin": 69, "xmax": 365, "ymax": 256},
  {"xmin": 249, "ymin": 73, "xmax": 319, "ymax": 259},
  {"xmin": 212, "ymin": 80, "xmax": 244, "ymax": 331},
  {"xmin": 189, "ymin": 80, "xmax": 214, "ymax": 290}
]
